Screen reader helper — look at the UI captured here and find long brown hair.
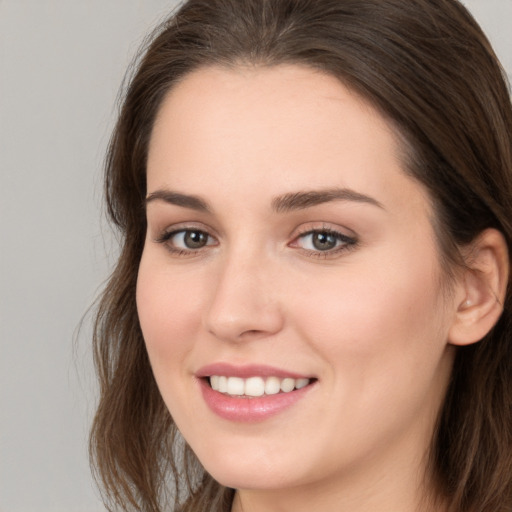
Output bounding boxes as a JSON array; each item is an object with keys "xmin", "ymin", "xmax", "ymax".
[{"xmin": 90, "ymin": 1, "xmax": 512, "ymax": 510}]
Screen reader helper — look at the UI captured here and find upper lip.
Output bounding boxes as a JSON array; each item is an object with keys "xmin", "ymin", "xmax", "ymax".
[{"xmin": 196, "ymin": 363, "xmax": 313, "ymax": 380}]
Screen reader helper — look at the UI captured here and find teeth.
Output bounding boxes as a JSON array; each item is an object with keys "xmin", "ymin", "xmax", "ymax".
[
  {"xmin": 265, "ymin": 376, "xmax": 281, "ymax": 395},
  {"xmin": 210, "ymin": 375, "xmax": 219, "ymax": 390},
  {"xmin": 295, "ymin": 378, "xmax": 309, "ymax": 389},
  {"xmin": 227, "ymin": 377, "xmax": 244, "ymax": 395},
  {"xmin": 245, "ymin": 376, "xmax": 265, "ymax": 397},
  {"xmin": 280, "ymin": 378, "xmax": 295, "ymax": 393},
  {"xmin": 209, "ymin": 375, "xmax": 311, "ymax": 397},
  {"xmin": 218, "ymin": 376, "xmax": 228, "ymax": 393}
]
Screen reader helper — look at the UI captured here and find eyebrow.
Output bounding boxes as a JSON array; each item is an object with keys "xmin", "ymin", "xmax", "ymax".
[
  {"xmin": 271, "ymin": 188, "xmax": 384, "ymax": 212},
  {"xmin": 145, "ymin": 187, "xmax": 383, "ymax": 212},
  {"xmin": 145, "ymin": 190, "xmax": 210, "ymax": 212}
]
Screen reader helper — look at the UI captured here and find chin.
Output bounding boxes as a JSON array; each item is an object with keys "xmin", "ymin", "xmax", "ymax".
[
  {"xmin": 197, "ymin": 449, "xmax": 301, "ymax": 491},
  {"xmin": 208, "ymin": 468, "xmax": 296, "ymax": 492}
]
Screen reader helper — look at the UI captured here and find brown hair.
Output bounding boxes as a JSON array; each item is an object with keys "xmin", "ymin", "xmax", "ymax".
[{"xmin": 90, "ymin": 0, "xmax": 512, "ymax": 510}]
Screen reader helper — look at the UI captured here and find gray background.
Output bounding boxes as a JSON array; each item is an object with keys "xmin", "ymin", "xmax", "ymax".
[{"xmin": 1, "ymin": 1, "xmax": 510, "ymax": 511}]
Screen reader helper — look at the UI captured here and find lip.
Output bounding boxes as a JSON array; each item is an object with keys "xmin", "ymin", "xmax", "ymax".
[
  {"xmin": 196, "ymin": 363, "xmax": 316, "ymax": 423},
  {"xmin": 196, "ymin": 362, "xmax": 311, "ymax": 380}
]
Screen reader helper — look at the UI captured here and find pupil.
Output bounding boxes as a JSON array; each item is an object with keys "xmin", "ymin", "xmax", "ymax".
[
  {"xmin": 185, "ymin": 231, "xmax": 207, "ymax": 249},
  {"xmin": 313, "ymin": 232, "xmax": 337, "ymax": 251}
]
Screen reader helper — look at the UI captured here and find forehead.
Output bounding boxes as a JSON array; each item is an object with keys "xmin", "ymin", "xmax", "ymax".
[
  {"xmin": 147, "ymin": 64, "xmax": 429, "ymax": 217},
  {"xmin": 149, "ymin": 64, "xmax": 395, "ymax": 157}
]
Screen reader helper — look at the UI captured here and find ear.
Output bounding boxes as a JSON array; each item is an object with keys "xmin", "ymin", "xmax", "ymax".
[{"xmin": 448, "ymin": 228, "xmax": 509, "ymax": 346}]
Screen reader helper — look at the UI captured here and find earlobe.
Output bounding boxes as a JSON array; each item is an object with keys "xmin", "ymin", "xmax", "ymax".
[{"xmin": 448, "ymin": 228, "xmax": 509, "ymax": 346}]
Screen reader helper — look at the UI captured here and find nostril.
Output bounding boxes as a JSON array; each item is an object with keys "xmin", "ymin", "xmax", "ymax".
[{"xmin": 238, "ymin": 329, "xmax": 265, "ymax": 338}]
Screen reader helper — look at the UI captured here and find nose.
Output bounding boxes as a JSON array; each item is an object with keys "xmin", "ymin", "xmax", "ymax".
[{"xmin": 203, "ymin": 251, "xmax": 285, "ymax": 343}]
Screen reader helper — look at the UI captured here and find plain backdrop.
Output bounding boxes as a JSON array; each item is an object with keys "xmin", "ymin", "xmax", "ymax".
[{"xmin": 0, "ymin": 1, "xmax": 511, "ymax": 511}]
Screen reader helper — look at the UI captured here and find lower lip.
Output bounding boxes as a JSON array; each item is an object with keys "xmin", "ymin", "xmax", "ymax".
[{"xmin": 199, "ymin": 378, "xmax": 314, "ymax": 422}]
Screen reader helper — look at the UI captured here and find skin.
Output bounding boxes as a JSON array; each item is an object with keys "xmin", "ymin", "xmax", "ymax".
[{"xmin": 137, "ymin": 65, "xmax": 462, "ymax": 512}]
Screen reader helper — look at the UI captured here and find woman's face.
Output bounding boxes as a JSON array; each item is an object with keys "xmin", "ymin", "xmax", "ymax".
[{"xmin": 137, "ymin": 65, "xmax": 458, "ymax": 503}]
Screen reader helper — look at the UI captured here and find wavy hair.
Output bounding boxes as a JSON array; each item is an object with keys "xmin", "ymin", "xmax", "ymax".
[{"xmin": 90, "ymin": 1, "xmax": 512, "ymax": 510}]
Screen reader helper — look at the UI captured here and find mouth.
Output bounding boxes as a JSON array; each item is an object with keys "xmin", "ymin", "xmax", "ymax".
[
  {"xmin": 207, "ymin": 375, "xmax": 314, "ymax": 398},
  {"xmin": 196, "ymin": 364, "xmax": 317, "ymax": 421}
]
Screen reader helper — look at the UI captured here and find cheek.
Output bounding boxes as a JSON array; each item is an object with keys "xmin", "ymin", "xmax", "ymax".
[
  {"xmin": 285, "ymin": 248, "xmax": 453, "ymax": 455},
  {"xmin": 136, "ymin": 257, "xmax": 202, "ymax": 367},
  {"xmin": 289, "ymin": 244, "xmax": 449, "ymax": 378},
  {"xmin": 136, "ymin": 256, "xmax": 209, "ymax": 430}
]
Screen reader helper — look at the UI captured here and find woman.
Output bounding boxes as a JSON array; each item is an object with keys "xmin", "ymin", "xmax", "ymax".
[{"xmin": 90, "ymin": 0, "xmax": 512, "ymax": 511}]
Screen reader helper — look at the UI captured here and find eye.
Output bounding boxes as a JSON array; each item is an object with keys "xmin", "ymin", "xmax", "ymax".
[
  {"xmin": 293, "ymin": 229, "xmax": 356, "ymax": 254},
  {"xmin": 173, "ymin": 230, "xmax": 211, "ymax": 249},
  {"xmin": 156, "ymin": 228, "xmax": 217, "ymax": 253}
]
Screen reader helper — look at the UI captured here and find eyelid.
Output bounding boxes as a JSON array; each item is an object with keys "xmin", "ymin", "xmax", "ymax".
[
  {"xmin": 290, "ymin": 222, "xmax": 356, "ymax": 241},
  {"xmin": 151, "ymin": 221, "xmax": 357, "ymax": 259},
  {"xmin": 152, "ymin": 220, "xmax": 217, "ymax": 240},
  {"xmin": 289, "ymin": 223, "xmax": 358, "ymax": 258},
  {"xmin": 158, "ymin": 229, "xmax": 216, "ymax": 245},
  {"xmin": 153, "ymin": 222, "xmax": 219, "ymax": 256}
]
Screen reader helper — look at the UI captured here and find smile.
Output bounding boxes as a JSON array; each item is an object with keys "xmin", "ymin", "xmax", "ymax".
[
  {"xmin": 209, "ymin": 375, "xmax": 311, "ymax": 397},
  {"xmin": 197, "ymin": 365, "xmax": 317, "ymax": 422}
]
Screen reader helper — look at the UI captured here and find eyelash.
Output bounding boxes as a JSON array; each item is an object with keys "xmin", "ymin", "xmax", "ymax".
[
  {"xmin": 291, "ymin": 227, "xmax": 357, "ymax": 258},
  {"xmin": 155, "ymin": 228, "xmax": 217, "ymax": 257},
  {"xmin": 155, "ymin": 226, "xmax": 357, "ymax": 258}
]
